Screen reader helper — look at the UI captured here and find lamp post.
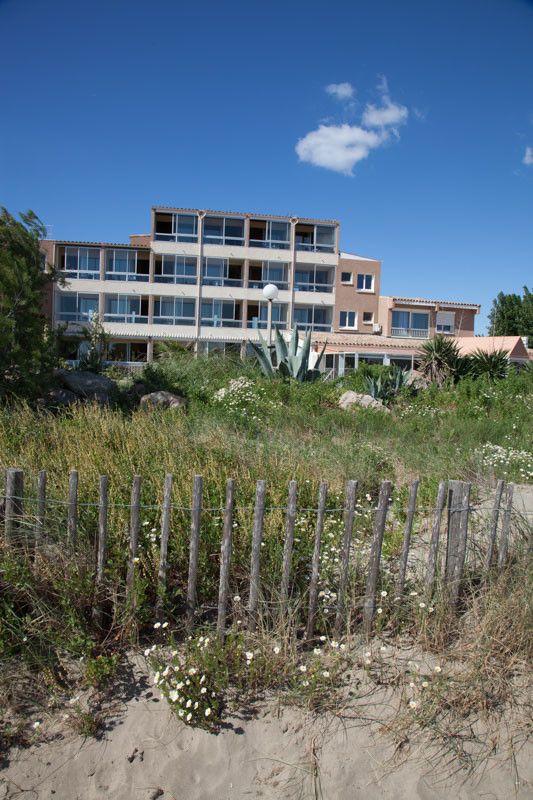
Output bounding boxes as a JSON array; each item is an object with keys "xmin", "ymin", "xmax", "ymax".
[{"xmin": 262, "ymin": 283, "xmax": 279, "ymax": 348}]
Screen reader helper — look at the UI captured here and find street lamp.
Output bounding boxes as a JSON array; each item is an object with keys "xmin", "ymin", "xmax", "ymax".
[{"xmin": 262, "ymin": 283, "xmax": 279, "ymax": 347}]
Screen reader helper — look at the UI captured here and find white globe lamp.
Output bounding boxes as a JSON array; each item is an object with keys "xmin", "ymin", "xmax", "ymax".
[{"xmin": 262, "ymin": 284, "xmax": 279, "ymax": 345}]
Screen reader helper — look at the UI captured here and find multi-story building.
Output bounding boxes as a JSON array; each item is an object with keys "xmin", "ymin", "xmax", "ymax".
[{"xmin": 40, "ymin": 205, "xmax": 480, "ymax": 371}]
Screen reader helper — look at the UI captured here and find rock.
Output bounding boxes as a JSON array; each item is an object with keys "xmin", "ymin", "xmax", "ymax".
[
  {"xmin": 47, "ymin": 388, "xmax": 79, "ymax": 405},
  {"xmin": 405, "ymin": 370, "xmax": 431, "ymax": 390},
  {"xmin": 61, "ymin": 370, "xmax": 116, "ymax": 399},
  {"xmin": 338, "ymin": 391, "xmax": 390, "ymax": 412},
  {"xmin": 139, "ymin": 391, "xmax": 187, "ymax": 410}
]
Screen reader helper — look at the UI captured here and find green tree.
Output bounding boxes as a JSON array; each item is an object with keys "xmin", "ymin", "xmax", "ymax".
[
  {"xmin": 488, "ymin": 291, "xmax": 523, "ymax": 335},
  {"xmin": 0, "ymin": 208, "xmax": 61, "ymax": 397},
  {"xmin": 518, "ymin": 286, "xmax": 533, "ymax": 338}
]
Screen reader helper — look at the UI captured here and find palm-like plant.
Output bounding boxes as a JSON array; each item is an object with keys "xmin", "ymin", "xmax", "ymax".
[
  {"xmin": 417, "ymin": 335, "xmax": 463, "ymax": 386},
  {"xmin": 250, "ymin": 325, "xmax": 326, "ymax": 382},
  {"xmin": 469, "ymin": 348, "xmax": 509, "ymax": 381}
]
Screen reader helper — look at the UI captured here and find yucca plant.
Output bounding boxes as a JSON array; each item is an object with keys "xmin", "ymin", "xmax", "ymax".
[
  {"xmin": 469, "ymin": 348, "xmax": 510, "ymax": 381},
  {"xmin": 249, "ymin": 325, "xmax": 327, "ymax": 382},
  {"xmin": 417, "ymin": 335, "xmax": 463, "ymax": 386}
]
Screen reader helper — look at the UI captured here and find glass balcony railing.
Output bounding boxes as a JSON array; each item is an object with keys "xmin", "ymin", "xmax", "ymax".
[
  {"xmin": 201, "ymin": 318, "xmax": 242, "ymax": 328},
  {"xmin": 293, "ymin": 282, "xmax": 334, "ymax": 293}
]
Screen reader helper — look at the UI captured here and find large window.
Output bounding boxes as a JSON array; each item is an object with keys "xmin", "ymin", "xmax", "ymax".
[
  {"xmin": 295, "ymin": 223, "xmax": 336, "ymax": 253},
  {"xmin": 57, "ymin": 293, "xmax": 99, "ymax": 322},
  {"xmin": 154, "ymin": 212, "xmax": 198, "ymax": 243},
  {"xmin": 357, "ymin": 273, "xmax": 374, "ymax": 291},
  {"xmin": 391, "ymin": 310, "xmax": 429, "ymax": 338},
  {"xmin": 105, "ymin": 249, "xmax": 149, "ymax": 282},
  {"xmin": 104, "ymin": 295, "xmax": 148, "ymax": 324},
  {"xmin": 202, "ymin": 258, "xmax": 243, "ymax": 287},
  {"xmin": 246, "ymin": 302, "xmax": 288, "ymax": 329},
  {"xmin": 294, "ymin": 265, "xmax": 335, "ymax": 293},
  {"xmin": 61, "ymin": 247, "xmax": 100, "ymax": 279},
  {"xmin": 248, "ymin": 262, "xmax": 289, "ymax": 289},
  {"xmin": 153, "ymin": 297, "xmax": 196, "ymax": 326},
  {"xmin": 202, "ymin": 216, "xmax": 245, "ymax": 246},
  {"xmin": 339, "ymin": 310, "xmax": 357, "ymax": 329},
  {"xmin": 154, "ymin": 255, "xmax": 197, "ymax": 285},
  {"xmin": 107, "ymin": 342, "xmax": 148, "ymax": 363},
  {"xmin": 249, "ymin": 219, "xmax": 290, "ymax": 249},
  {"xmin": 200, "ymin": 300, "xmax": 241, "ymax": 328},
  {"xmin": 293, "ymin": 305, "xmax": 332, "ymax": 332}
]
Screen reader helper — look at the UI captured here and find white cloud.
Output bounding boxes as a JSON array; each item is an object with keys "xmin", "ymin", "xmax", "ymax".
[
  {"xmin": 325, "ymin": 82, "xmax": 354, "ymax": 101},
  {"xmin": 362, "ymin": 97, "xmax": 408, "ymax": 129},
  {"xmin": 523, "ymin": 146, "xmax": 533, "ymax": 166},
  {"xmin": 295, "ymin": 124, "xmax": 385, "ymax": 176}
]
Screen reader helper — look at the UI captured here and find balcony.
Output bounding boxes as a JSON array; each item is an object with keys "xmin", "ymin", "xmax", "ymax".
[
  {"xmin": 295, "ymin": 223, "xmax": 336, "ymax": 254},
  {"xmin": 391, "ymin": 327, "xmax": 429, "ymax": 338},
  {"xmin": 249, "ymin": 219, "xmax": 291, "ymax": 250}
]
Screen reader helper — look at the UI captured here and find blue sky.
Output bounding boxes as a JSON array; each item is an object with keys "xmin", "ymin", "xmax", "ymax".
[{"xmin": 1, "ymin": 0, "xmax": 532, "ymax": 331}]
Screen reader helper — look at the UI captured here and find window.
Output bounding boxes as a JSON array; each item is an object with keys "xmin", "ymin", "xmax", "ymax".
[
  {"xmin": 341, "ymin": 272, "xmax": 352, "ymax": 284},
  {"xmin": 154, "ymin": 255, "xmax": 197, "ymax": 285},
  {"xmin": 104, "ymin": 295, "xmax": 149, "ymax": 323},
  {"xmin": 107, "ymin": 342, "xmax": 148, "ymax": 363},
  {"xmin": 249, "ymin": 219, "xmax": 291, "ymax": 249},
  {"xmin": 154, "ymin": 212, "xmax": 198, "ymax": 243},
  {"xmin": 295, "ymin": 223, "xmax": 336, "ymax": 253},
  {"xmin": 60, "ymin": 247, "xmax": 101, "ymax": 279},
  {"xmin": 202, "ymin": 258, "xmax": 243, "ymax": 287},
  {"xmin": 363, "ymin": 311, "xmax": 374, "ymax": 324},
  {"xmin": 153, "ymin": 297, "xmax": 196, "ymax": 326},
  {"xmin": 105, "ymin": 249, "xmax": 149, "ymax": 282},
  {"xmin": 391, "ymin": 310, "xmax": 429, "ymax": 338},
  {"xmin": 246, "ymin": 302, "xmax": 288, "ymax": 329},
  {"xmin": 293, "ymin": 305, "xmax": 332, "ymax": 332},
  {"xmin": 357, "ymin": 273, "xmax": 374, "ymax": 291},
  {"xmin": 248, "ymin": 262, "xmax": 289, "ymax": 290},
  {"xmin": 200, "ymin": 300, "xmax": 241, "ymax": 328},
  {"xmin": 294, "ymin": 265, "xmax": 335, "ymax": 293},
  {"xmin": 436, "ymin": 311, "xmax": 455, "ymax": 333},
  {"xmin": 57, "ymin": 293, "xmax": 99, "ymax": 322},
  {"xmin": 202, "ymin": 216, "xmax": 245, "ymax": 246},
  {"xmin": 340, "ymin": 311, "xmax": 357, "ymax": 329}
]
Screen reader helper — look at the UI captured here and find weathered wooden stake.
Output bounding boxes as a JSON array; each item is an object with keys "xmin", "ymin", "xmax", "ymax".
[
  {"xmin": 156, "ymin": 473, "xmax": 173, "ymax": 615},
  {"xmin": 445, "ymin": 480, "xmax": 464, "ymax": 582},
  {"xmin": 497, "ymin": 482, "xmax": 514, "ymax": 573},
  {"xmin": 4, "ymin": 468, "xmax": 24, "ymax": 546},
  {"xmin": 484, "ymin": 479, "xmax": 505, "ymax": 573},
  {"xmin": 334, "ymin": 480, "xmax": 357, "ymax": 637},
  {"xmin": 34, "ymin": 469, "xmax": 47, "ymax": 564},
  {"xmin": 396, "ymin": 479, "xmax": 419, "ymax": 597},
  {"xmin": 186, "ymin": 474, "xmax": 203, "ymax": 629},
  {"xmin": 279, "ymin": 481, "xmax": 298, "ymax": 606},
  {"xmin": 67, "ymin": 469, "xmax": 78, "ymax": 548},
  {"xmin": 425, "ymin": 481, "xmax": 447, "ymax": 598},
  {"xmin": 447, "ymin": 481, "xmax": 471, "ymax": 610},
  {"xmin": 217, "ymin": 478, "xmax": 235, "ymax": 643},
  {"xmin": 306, "ymin": 481, "xmax": 328, "ymax": 640},
  {"xmin": 247, "ymin": 479, "xmax": 266, "ymax": 632},
  {"xmin": 93, "ymin": 475, "xmax": 108, "ymax": 629},
  {"xmin": 362, "ymin": 480, "xmax": 392, "ymax": 634},
  {"xmin": 126, "ymin": 475, "xmax": 142, "ymax": 602}
]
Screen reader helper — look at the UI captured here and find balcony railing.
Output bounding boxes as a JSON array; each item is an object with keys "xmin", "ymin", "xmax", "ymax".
[
  {"xmin": 248, "ymin": 280, "xmax": 289, "ymax": 290},
  {"xmin": 201, "ymin": 318, "xmax": 242, "ymax": 328},
  {"xmin": 391, "ymin": 327, "xmax": 429, "ymax": 338},
  {"xmin": 295, "ymin": 243, "xmax": 335, "ymax": 254},
  {"xmin": 246, "ymin": 318, "xmax": 287, "ymax": 330},
  {"xmin": 294, "ymin": 282, "xmax": 334, "ymax": 293},
  {"xmin": 249, "ymin": 239, "xmax": 290, "ymax": 250},
  {"xmin": 105, "ymin": 272, "xmax": 149, "ymax": 282},
  {"xmin": 103, "ymin": 313, "xmax": 148, "ymax": 324},
  {"xmin": 201, "ymin": 278, "xmax": 243, "ymax": 288},
  {"xmin": 152, "ymin": 317, "xmax": 195, "ymax": 326}
]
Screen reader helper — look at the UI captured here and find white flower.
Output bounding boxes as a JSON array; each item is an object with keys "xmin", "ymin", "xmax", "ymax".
[
  {"xmin": 154, "ymin": 672, "xmax": 160, "ymax": 684},
  {"xmin": 154, "ymin": 622, "xmax": 161, "ymax": 629},
  {"xmin": 323, "ymin": 671, "xmax": 330, "ymax": 678},
  {"xmin": 319, "ymin": 635, "xmax": 326, "ymax": 642},
  {"xmin": 176, "ymin": 681, "xmax": 183, "ymax": 689},
  {"xmin": 409, "ymin": 681, "xmax": 415, "ymax": 688},
  {"xmin": 188, "ymin": 667, "xmax": 196, "ymax": 676},
  {"xmin": 144, "ymin": 648, "xmax": 151, "ymax": 657},
  {"xmin": 419, "ymin": 602, "xmax": 426, "ymax": 609},
  {"xmin": 194, "ymin": 702, "xmax": 199, "ymax": 710},
  {"xmin": 233, "ymin": 595, "xmax": 241, "ymax": 602},
  {"xmin": 421, "ymin": 681, "xmax": 429, "ymax": 688},
  {"xmin": 434, "ymin": 665, "xmax": 442, "ymax": 673},
  {"xmin": 69, "ymin": 696, "xmax": 80, "ymax": 705},
  {"xmin": 313, "ymin": 648, "xmax": 321, "ymax": 655},
  {"xmin": 199, "ymin": 675, "xmax": 206, "ymax": 684},
  {"xmin": 162, "ymin": 667, "xmax": 169, "ymax": 677},
  {"xmin": 186, "ymin": 699, "xmax": 192, "ymax": 708},
  {"xmin": 331, "ymin": 640, "xmax": 339, "ymax": 648},
  {"xmin": 162, "ymin": 622, "xmax": 169, "ymax": 628},
  {"xmin": 409, "ymin": 700, "xmax": 417, "ymax": 709},
  {"xmin": 302, "ymin": 679, "xmax": 309, "ymax": 686},
  {"xmin": 143, "ymin": 521, "xmax": 150, "ymax": 526},
  {"xmin": 133, "ymin": 557, "xmax": 139, "ymax": 564},
  {"xmin": 340, "ymin": 643, "xmax": 346, "ymax": 651},
  {"xmin": 178, "ymin": 709, "xmax": 184, "ymax": 717},
  {"xmin": 428, "ymin": 607, "xmax": 434, "ymax": 613},
  {"xmin": 381, "ymin": 590, "xmax": 388, "ymax": 597},
  {"xmin": 273, "ymin": 646, "xmax": 280, "ymax": 654},
  {"xmin": 169, "ymin": 690, "xmax": 178, "ymax": 702},
  {"xmin": 186, "ymin": 712, "xmax": 192, "ymax": 721},
  {"xmin": 200, "ymin": 687, "xmax": 207, "ymax": 694},
  {"xmin": 365, "ymin": 651, "xmax": 371, "ymax": 658},
  {"xmin": 299, "ymin": 665, "xmax": 307, "ymax": 673},
  {"xmin": 377, "ymin": 608, "xmax": 383, "ymax": 615},
  {"xmin": 32, "ymin": 721, "xmax": 40, "ymax": 729},
  {"xmin": 245, "ymin": 651, "xmax": 254, "ymax": 660},
  {"xmin": 205, "ymin": 708, "xmax": 212, "ymax": 717}
]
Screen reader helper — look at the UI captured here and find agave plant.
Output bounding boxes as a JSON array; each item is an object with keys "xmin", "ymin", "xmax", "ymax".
[
  {"xmin": 469, "ymin": 348, "xmax": 510, "ymax": 381},
  {"xmin": 417, "ymin": 335, "xmax": 463, "ymax": 387},
  {"xmin": 365, "ymin": 366, "xmax": 410, "ymax": 404},
  {"xmin": 249, "ymin": 325, "xmax": 326, "ymax": 382}
]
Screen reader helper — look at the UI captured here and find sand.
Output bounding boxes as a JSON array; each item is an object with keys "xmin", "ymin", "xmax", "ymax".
[{"xmin": 2, "ymin": 654, "xmax": 531, "ymax": 800}]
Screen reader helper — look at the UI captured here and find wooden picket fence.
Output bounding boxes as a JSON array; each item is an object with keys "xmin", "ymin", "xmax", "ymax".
[{"xmin": 1, "ymin": 468, "xmax": 524, "ymax": 641}]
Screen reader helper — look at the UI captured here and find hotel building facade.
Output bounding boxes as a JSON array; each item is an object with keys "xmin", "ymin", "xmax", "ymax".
[{"xmin": 40, "ymin": 205, "xmax": 480, "ymax": 373}]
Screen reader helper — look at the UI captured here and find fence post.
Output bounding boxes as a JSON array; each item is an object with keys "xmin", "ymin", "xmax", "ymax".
[
  {"xmin": 362, "ymin": 480, "xmax": 392, "ymax": 634},
  {"xmin": 156, "ymin": 473, "xmax": 173, "ymax": 616},
  {"xmin": 279, "ymin": 481, "xmax": 298, "ymax": 607},
  {"xmin": 34, "ymin": 469, "xmax": 47, "ymax": 564},
  {"xmin": 126, "ymin": 475, "xmax": 142, "ymax": 603},
  {"xmin": 247, "ymin": 480, "xmax": 266, "ymax": 632},
  {"xmin": 334, "ymin": 480, "xmax": 357, "ymax": 638},
  {"xmin": 217, "ymin": 478, "xmax": 235, "ymax": 644},
  {"xmin": 484, "ymin": 479, "xmax": 505, "ymax": 573},
  {"xmin": 447, "ymin": 481, "xmax": 471, "ymax": 610},
  {"xmin": 67, "ymin": 469, "xmax": 78, "ymax": 548},
  {"xmin": 4, "ymin": 469, "xmax": 24, "ymax": 546},
  {"xmin": 396, "ymin": 479, "xmax": 419, "ymax": 598},
  {"xmin": 186, "ymin": 475, "xmax": 203, "ymax": 630},
  {"xmin": 93, "ymin": 475, "xmax": 108, "ymax": 630},
  {"xmin": 497, "ymin": 482, "xmax": 514, "ymax": 573},
  {"xmin": 425, "ymin": 481, "xmax": 447, "ymax": 598},
  {"xmin": 306, "ymin": 481, "xmax": 328, "ymax": 640}
]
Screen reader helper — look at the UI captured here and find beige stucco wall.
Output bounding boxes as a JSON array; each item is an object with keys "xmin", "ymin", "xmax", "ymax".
[{"xmin": 333, "ymin": 257, "xmax": 381, "ymax": 331}]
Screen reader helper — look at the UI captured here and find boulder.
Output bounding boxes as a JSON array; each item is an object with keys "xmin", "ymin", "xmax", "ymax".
[
  {"xmin": 61, "ymin": 370, "xmax": 116, "ymax": 399},
  {"xmin": 405, "ymin": 370, "xmax": 432, "ymax": 390},
  {"xmin": 338, "ymin": 391, "xmax": 390, "ymax": 412},
  {"xmin": 139, "ymin": 391, "xmax": 187, "ymax": 410},
  {"xmin": 47, "ymin": 388, "xmax": 79, "ymax": 405}
]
